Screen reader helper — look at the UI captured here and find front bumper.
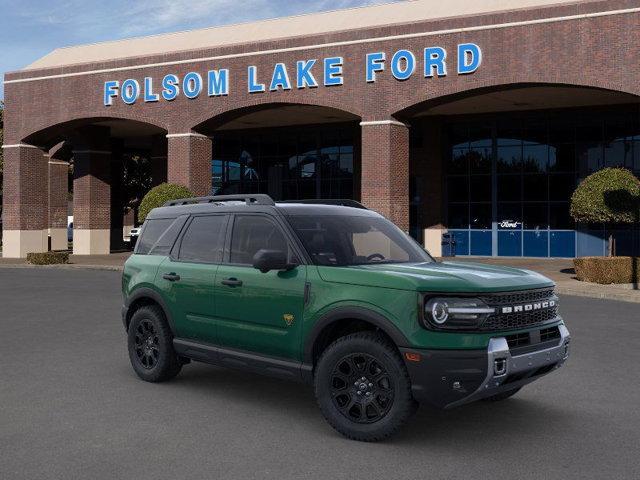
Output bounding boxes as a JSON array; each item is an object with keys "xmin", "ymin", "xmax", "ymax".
[{"xmin": 400, "ymin": 324, "xmax": 571, "ymax": 409}]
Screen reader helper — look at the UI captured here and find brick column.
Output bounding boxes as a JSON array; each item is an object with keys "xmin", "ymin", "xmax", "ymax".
[
  {"xmin": 48, "ymin": 159, "xmax": 69, "ymax": 251},
  {"xmin": 71, "ymin": 126, "xmax": 112, "ymax": 255},
  {"xmin": 1, "ymin": 144, "xmax": 49, "ymax": 257},
  {"xmin": 167, "ymin": 133, "xmax": 212, "ymax": 196},
  {"xmin": 360, "ymin": 120, "xmax": 410, "ymax": 232},
  {"xmin": 150, "ymin": 134, "xmax": 168, "ymax": 187}
]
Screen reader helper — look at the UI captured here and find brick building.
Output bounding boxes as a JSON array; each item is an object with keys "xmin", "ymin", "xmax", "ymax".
[{"xmin": 3, "ymin": 0, "xmax": 640, "ymax": 258}]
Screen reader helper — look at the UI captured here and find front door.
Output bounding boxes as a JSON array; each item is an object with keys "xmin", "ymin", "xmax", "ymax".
[
  {"xmin": 214, "ymin": 214, "xmax": 307, "ymax": 360},
  {"xmin": 158, "ymin": 214, "xmax": 229, "ymax": 344}
]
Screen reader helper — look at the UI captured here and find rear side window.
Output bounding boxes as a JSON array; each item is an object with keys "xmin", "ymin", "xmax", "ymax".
[
  {"xmin": 229, "ymin": 215, "xmax": 289, "ymax": 265},
  {"xmin": 148, "ymin": 215, "xmax": 188, "ymax": 256},
  {"xmin": 136, "ymin": 218, "xmax": 174, "ymax": 255},
  {"xmin": 178, "ymin": 215, "xmax": 228, "ymax": 263}
]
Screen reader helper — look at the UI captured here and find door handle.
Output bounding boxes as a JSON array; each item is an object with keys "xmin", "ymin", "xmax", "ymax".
[
  {"xmin": 162, "ymin": 272, "xmax": 181, "ymax": 282},
  {"xmin": 221, "ymin": 277, "xmax": 243, "ymax": 287}
]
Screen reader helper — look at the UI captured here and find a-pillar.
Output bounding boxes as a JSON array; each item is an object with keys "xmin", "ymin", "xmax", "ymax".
[
  {"xmin": 166, "ymin": 132, "xmax": 212, "ymax": 196},
  {"xmin": 1, "ymin": 143, "xmax": 49, "ymax": 258},
  {"xmin": 48, "ymin": 155, "xmax": 69, "ymax": 251},
  {"xmin": 72, "ymin": 127, "xmax": 112, "ymax": 255},
  {"xmin": 360, "ymin": 120, "xmax": 410, "ymax": 232},
  {"xmin": 150, "ymin": 134, "xmax": 168, "ymax": 187}
]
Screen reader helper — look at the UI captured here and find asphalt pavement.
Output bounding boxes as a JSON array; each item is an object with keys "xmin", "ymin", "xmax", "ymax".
[{"xmin": 0, "ymin": 268, "xmax": 638, "ymax": 480}]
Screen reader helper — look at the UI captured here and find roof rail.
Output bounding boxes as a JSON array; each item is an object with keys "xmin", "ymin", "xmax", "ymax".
[
  {"xmin": 163, "ymin": 194, "xmax": 275, "ymax": 207},
  {"xmin": 278, "ymin": 199, "xmax": 368, "ymax": 209}
]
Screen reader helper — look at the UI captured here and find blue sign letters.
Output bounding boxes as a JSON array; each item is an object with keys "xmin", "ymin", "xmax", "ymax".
[{"xmin": 103, "ymin": 43, "xmax": 482, "ymax": 106}]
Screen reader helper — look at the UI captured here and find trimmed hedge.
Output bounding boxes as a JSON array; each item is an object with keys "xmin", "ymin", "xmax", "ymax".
[
  {"xmin": 139, "ymin": 183, "xmax": 194, "ymax": 222},
  {"xmin": 570, "ymin": 168, "xmax": 640, "ymax": 224},
  {"xmin": 27, "ymin": 251, "xmax": 69, "ymax": 265},
  {"xmin": 574, "ymin": 256, "xmax": 640, "ymax": 284}
]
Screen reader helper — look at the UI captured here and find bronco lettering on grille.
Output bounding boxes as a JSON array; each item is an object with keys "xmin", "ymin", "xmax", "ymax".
[{"xmin": 501, "ymin": 300, "xmax": 556, "ymax": 314}]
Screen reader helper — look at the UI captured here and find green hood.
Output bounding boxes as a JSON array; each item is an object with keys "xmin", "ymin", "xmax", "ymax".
[{"xmin": 317, "ymin": 261, "xmax": 554, "ymax": 293}]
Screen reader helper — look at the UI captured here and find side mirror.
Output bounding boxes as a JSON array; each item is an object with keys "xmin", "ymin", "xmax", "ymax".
[{"xmin": 252, "ymin": 249, "xmax": 296, "ymax": 273}]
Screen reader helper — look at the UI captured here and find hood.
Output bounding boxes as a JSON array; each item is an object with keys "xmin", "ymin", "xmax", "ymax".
[{"xmin": 317, "ymin": 261, "xmax": 554, "ymax": 293}]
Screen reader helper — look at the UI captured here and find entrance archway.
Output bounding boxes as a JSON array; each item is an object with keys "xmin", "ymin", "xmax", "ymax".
[
  {"xmin": 193, "ymin": 103, "xmax": 361, "ymax": 202},
  {"xmin": 398, "ymin": 84, "xmax": 640, "ymax": 257},
  {"xmin": 18, "ymin": 118, "xmax": 167, "ymax": 255}
]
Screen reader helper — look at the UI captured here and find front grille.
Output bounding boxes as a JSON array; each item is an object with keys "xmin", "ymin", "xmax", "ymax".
[
  {"xmin": 479, "ymin": 288, "xmax": 554, "ymax": 306},
  {"xmin": 479, "ymin": 288, "xmax": 558, "ymax": 331}
]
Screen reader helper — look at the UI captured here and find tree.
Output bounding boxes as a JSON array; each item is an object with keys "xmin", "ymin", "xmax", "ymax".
[
  {"xmin": 138, "ymin": 183, "xmax": 194, "ymax": 222},
  {"xmin": 570, "ymin": 167, "xmax": 640, "ymax": 256}
]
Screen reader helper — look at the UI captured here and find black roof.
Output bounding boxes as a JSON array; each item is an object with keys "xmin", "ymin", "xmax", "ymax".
[{"xmin": 147, "ymin": 194, "xmax": 380, "ymax": 220}]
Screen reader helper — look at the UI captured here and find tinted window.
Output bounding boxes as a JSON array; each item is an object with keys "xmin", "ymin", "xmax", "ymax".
[
  {"xmin": 288, "ymin": 215, "xmax": 433, "ymax": 266},
  {"xmin": 230, "ymin": 216, "xmax": 289, "ymax": 264},
  {"xmin": 178, "ymin": 215, "xmax": 227, "ymax": 263},
  {"xmin": 149, "ymin": 216, "xmax": 188, "ymax": 256},
  {"xmin": 136, "ymin": 218, "xmax": 174, "ymax": 255}
]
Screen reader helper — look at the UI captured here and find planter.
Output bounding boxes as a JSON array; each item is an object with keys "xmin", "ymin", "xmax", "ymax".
[
  {"xmin": 573, "ymin": 256, "xmax": 640, "ymax": 284},
  {"xmin": 27, "ymin": 251, "xmax": 70, "ymax": 265}
]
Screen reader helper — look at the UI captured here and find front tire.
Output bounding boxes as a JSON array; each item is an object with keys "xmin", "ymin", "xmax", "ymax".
[
  {"xmin": 127, "ymin": 305, "xmax": 182, "ymax": 382},
  {"xmin": 314, "ymin": 332, "xmax": 417, "ymax": 442}
]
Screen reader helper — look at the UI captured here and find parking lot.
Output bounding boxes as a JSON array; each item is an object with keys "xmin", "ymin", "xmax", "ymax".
[{"xmin": 1, "ymin": 268, "xmax": 638, "ymax": 480}]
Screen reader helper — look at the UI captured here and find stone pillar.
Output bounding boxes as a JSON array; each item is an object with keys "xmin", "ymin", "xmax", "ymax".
[
  {"xmin": 360, "ymin": 120, "xmax": 410, "ymax": 232},
  {"xmin": 48, "ymin": 159, "xmax": 69, "ymax": 251},
  {"xmin": 167, "ymin": 133, "xmax": 212, "ymax": 196},
  {"xmin": 1, "ymin": 144, "xmax": 49, "ymax": 258},
  {"xmin": 151, "ymin": 134, "xmax": 168, "ymax": 187},
  {"xmin": 72, "ymin": 127, "xmax": 112, "ymax": 255}
]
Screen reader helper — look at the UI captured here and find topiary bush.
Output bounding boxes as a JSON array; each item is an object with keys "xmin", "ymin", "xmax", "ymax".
[
  {"xmin": 27, "ymin": 251, "xmax": 69, "ymax": 265},
  {"xmin": 570, "ymin": 168, "xmax": 640, "ymax": 224},
  {"xmin": 574, "ymin": 256, "xmax": 639, "ymax": 284},
  {"xmin": 138, "ymin": 183, "xmax": 194, "ymax": 222}
]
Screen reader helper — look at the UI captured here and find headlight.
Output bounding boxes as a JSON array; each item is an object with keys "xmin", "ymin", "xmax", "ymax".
[{"xmin": 423, "ymin": 297, "xmax": 495, "ymax": 330}]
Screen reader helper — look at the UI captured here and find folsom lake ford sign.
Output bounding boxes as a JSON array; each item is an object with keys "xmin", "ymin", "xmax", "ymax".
[{"xmin": 103, "ymin": 43, "xmax": 482, "ymax": 106}]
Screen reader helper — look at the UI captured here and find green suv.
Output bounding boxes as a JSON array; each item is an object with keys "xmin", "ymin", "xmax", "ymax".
[{"xmin": 122, "ymin": 194, "xmax": 570, "ymax": 441}]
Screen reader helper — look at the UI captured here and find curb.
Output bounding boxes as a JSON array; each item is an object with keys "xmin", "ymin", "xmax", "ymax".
[{"xmin": 554, "ymin": 284, "xmax": 640, "ymax": 304}]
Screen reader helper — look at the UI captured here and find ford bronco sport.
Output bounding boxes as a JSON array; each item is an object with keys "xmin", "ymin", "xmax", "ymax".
[{"xmin": 122, "ymin": 194, "xmax": 570, "ymax": 441}]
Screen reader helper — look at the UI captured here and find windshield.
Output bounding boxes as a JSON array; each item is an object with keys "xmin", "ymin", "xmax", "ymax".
[{"xmin": 287, "ymin": 215, "xmax": 434, "ymax": 266}]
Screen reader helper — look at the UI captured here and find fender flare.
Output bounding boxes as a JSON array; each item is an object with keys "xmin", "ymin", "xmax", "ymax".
[
  {"xmin": 303, "ymin": 306, "xmax": 410, "ymax": 364},
  {"xmin": 124, "ymin": 287, "xmax": 176, "ymax": 334}
]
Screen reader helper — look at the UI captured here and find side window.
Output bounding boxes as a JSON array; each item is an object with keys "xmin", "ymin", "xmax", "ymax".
[
  {"xmin": 178, "ymin": 215, "xmax": 227, "ymax": 263},
  {"xmin": 149, "ymin": 215, "xmax": 188, "ymax": 256},
  {"xmin": 136, "ymin": 218, "xmax": 174, "ymax": 255},
  {"xmin": 229, "ymin": 215, "xmax": 289, "ymax": 265}
]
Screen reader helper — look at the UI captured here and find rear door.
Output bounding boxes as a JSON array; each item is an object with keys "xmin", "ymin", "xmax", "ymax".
[
  {"xmin": 213, "ymin": 214, "xmax": 307, "ymax": 360},
  {"xmin": 157, "ymin": 214, "xmax": 229, "ymax": 344}
]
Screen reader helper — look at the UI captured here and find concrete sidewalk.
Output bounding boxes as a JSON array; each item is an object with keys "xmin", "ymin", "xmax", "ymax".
[
  {"xmin": 445, "ymin": 257, "xmax": 640, "ymax": 303},
  {"xmin": 1, "ymin": 252, "xmax": 638, "ymax": 302}
]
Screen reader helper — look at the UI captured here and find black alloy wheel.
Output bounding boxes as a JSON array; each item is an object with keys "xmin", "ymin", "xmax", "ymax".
[
  {"xmin": 330, "ymin": 353, "xmax": 395, "ymax": 423},
  {"xmin": 127, "ymin": 305, "xmax": 182, "ymax": 382},
  {"xmin": 315, "ymin": 332, "xmax": 417, "ymax": 442},
  {"xmin": 133, "ymin": 319, "xmax": 160, "ymax": 369}
]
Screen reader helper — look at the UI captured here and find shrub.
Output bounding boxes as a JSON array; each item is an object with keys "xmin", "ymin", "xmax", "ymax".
[
  {"xmin": 574, "ymin": 256, "xmax": 640, "ymax": 284},
  {"xmin": 138, "ymin": 183, "xmax": 194, "ymax": 222},
  {"xmin": 27, "ymin": 251, "xmax": 69, "ymax": 265},
  {"xmin": 570, "ymin": 168, "xmax": 640, "ymax": 224}
]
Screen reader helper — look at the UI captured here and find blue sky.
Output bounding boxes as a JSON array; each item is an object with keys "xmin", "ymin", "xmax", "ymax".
[{"xmin": 0, "ymin": 0, "xmax": 398, "ymax": 100}]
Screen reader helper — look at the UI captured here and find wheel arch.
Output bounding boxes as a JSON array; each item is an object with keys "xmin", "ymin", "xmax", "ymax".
[
  {"xmin": 124, "ymin": 287, "xmax": 175, "ymax": 333},
  {"xmin": 304, "ymin": 307, "xmax": 409, "ymax": 365}
]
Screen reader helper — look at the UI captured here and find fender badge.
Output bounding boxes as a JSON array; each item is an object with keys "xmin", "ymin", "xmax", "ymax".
[{"xmin": 283, "ymin": 314, "xmax": 295, "ymax": 326}]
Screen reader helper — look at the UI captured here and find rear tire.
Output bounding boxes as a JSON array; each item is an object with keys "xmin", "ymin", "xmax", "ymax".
[
  {"xmin": 314, "ymin": 332, "xmax": 417, "ymax": 442},
  {"xmin": 483, "ymin": 387, "xmax": 522, "ymax": 402},
  {"xmin": 127, "ymin": 305, "xmax": 182, "ymax": 382}
]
